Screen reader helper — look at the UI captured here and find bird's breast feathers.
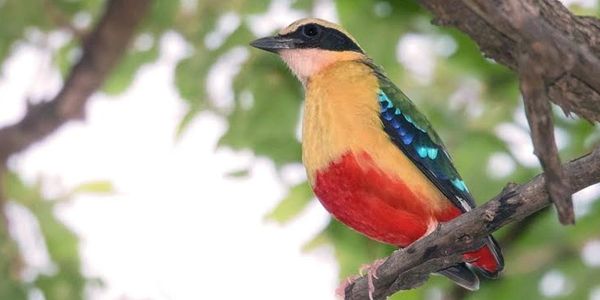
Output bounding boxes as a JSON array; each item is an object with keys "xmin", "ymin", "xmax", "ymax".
[{"xmin": 302, "ymin": 60, "xmax": 451, "ymax": 215}]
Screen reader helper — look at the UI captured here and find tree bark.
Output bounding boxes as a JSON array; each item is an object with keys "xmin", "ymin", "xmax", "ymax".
[
  {"xmin": 417, "ymin": 0, "xmax": 600, "ymax": 224},
  {"xmin": 419, "ymin": 0, "xmax": 600, "ymax": 123}
]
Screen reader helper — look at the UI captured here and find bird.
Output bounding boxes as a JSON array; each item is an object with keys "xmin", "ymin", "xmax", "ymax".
[{"xmin": 250, "ymin": 18, "xmax": 503, "ymax": 298}]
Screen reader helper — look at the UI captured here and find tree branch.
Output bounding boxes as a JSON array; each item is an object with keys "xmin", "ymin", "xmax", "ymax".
[
  {"xmin": 0, "ymin": 0, "xmax": 151, "ymax": 163},
  {"xmin": 520, "ymin": 48, "xmax": 573, "ymax": 224},
  {"xmin": 418, "ymin": 0, "xmax": 600, "ymax": 122},
  {"xmin": 467, "ymin": 0, "xmax": 584, "ymax": 225},
  {"xmin": 344, "ymin": 146, "xmax": 600, "ymax": 300},
  {"xmin": 0, "ymin": 0, "xmax": 151, "ymax": 278},
  {"xmin": 418, "ymin": 0, "xmax": 600, "ymax": 224}
]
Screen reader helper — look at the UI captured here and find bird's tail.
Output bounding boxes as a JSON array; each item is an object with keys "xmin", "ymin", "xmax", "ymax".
[
  {"xmin": 464, "ymin": 235, "xmax": 504, "ymax": 278},
  {"xmin": 438, "ymin": 235, "xmax": 503, "ymax": 290},
  {"xmin": 437, "ymin": 263, "xmax": 479, "ymax": 291}
]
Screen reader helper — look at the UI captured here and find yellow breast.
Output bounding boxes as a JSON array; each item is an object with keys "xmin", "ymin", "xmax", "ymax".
[{"xmin": 301, "ymin": 60, "xmax": 449, "ymax": 211}]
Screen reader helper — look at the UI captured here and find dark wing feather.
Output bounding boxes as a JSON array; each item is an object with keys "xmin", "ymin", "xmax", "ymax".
[{"xmin": 374, "ymin": 70, "xmax": 476, "ymax": 212}]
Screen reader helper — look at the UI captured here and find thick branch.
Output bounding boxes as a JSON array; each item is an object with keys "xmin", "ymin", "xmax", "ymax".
[
  {"xmin": 419, "ymin": 0, "xmax": 597, "ymax": 223},
  {"xmin": 419, "ymin": 0, "xmax": 600, "ymax": 122},
  {"xmin": 344, "ymin": 147, "xmax": 600, "ymax": 300},
  {"xmin": 0, "ymin": 0, "xmax": 151, "ymax": 163},
  {"xmin": 520, "ymin": 52, "xmax": 573, "ymax": 224}
]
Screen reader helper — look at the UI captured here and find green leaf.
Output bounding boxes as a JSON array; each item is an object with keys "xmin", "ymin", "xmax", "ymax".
[
  {"xmin": 321, "ymin": 220, "xmax": 395, "ymax": 278},
  {"xmin": 175, "ymin": 52, "xmax": 210, "ymax": 106},
  {"xmin": 175, "ymin": 105, "xmax": 201, "ymax": 139},
  {"xmin": 224, "ymin": 168, "xmax": 250, "ymax": 178},
  {"xmin": 102, "ymin": 43, "xmax": 160, "ymax": 95},
  {"xmin": 265, "ymin": 182, "xmax": 313, "ymax": 224},
  {"xmin": 71, "ymin": 180, "xmax": 115, "ymax": 195},
  {"xmin": 0, "ymin": 0, "xmax": 49, "ymax": 64},
  {"xmin": 219, "ymin": 52, "xmax": 303, "ymax": 166},
  {"xmin": 3, "ymin": 173, "xmax": 88, "ymax": 300},
  {"xmin": 146, "ymin": 0, "xmax": 180, "ymax": 31},
  {"xmin": 302, "ymin": 231, "xmax": 329, "ymax": 252}
]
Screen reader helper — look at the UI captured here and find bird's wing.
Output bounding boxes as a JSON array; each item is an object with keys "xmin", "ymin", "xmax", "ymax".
[{"xmin": 374, "ymin": 72, "xmax": 476, "ymax": 212}]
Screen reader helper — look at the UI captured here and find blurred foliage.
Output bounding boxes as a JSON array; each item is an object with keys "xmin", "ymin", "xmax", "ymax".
[
  {"xmin": 0, "ymin": 0, "xmax": 599, "ymax": 299},
  {"xmin": 1, "ymin": 173, "xmax": 107, "ymax": 300},
  {"xmin": 265, "ymin": 182, "xmax": 312, "ymax": 224}
]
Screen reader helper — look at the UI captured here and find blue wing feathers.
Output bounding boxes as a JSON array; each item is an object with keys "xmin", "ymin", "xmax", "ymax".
[{"xmin": 376, "ymin": 88, "xmax": 476, "ymax": 211}]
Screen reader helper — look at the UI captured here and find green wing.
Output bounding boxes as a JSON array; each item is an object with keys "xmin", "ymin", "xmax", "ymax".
[{"xmin": 374, "ymin": 69, "xmax": 476, "ymax": 212}]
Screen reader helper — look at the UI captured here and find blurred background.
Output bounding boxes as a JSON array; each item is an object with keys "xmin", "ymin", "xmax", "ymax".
[{"xmin": 0, "ymin": 0, "xmax": 600, "ymax": 299}]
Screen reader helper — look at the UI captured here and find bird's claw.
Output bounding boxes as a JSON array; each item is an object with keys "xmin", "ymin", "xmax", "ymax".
[
  {"xmin": 336, "ymin": 258, "xmax": 386, "ymax": 300},
  {"xmin": 356, "ymin": 258, "xmax": 386, "ymax": 300},
  {"xmin": 335, "ymin": 274, "xmax": 360, "ymax": 299}
]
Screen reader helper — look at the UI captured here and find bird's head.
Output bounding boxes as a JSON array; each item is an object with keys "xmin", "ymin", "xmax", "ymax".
[{"xmin": 250, "ymin": 18, "xmax": 365, "ymax": 85}]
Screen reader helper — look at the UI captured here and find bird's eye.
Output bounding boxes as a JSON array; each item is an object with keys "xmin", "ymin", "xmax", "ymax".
[{"xmin": 302, "ymin": 24, "xmax": 320, "ymax": 38}]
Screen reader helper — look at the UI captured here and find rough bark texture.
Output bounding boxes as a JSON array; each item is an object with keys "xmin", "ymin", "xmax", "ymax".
[
  {"xmin": 420, "ymin": 0, "xmax": 600, "ymax": 123},
  {"xmin": 418, "ymin": 0, "xmax": 600, "ymax": 224},
  {"xmin": 344, "ymin": 147, "xmax": 600, "ymax": 300},
  {"xmin": 520, "ymin": 52, "xmax": 573, "ymax": 224}
]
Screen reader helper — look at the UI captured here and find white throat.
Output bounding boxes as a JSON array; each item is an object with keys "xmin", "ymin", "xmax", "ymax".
[{"xmin": 279, "ymin": 49, "xmax": 342, "ymax": 86}]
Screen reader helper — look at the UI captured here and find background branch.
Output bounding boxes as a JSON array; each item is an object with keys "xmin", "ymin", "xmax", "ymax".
[
  {"xmin": 0, "ymin": 0, "xmax": 150, "ymax": 279},
  {"xmin": 0, "ymin": 0, "xmax": 151, "ymax": 164},
  {"xmin": 345, "ymin": 146, "xmax": 600, "ymax": 300}
]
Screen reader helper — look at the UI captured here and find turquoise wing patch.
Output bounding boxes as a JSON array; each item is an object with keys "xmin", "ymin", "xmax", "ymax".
[{"xmin": 377, "ymin": 86, "xmax": 475, "ymax": 212}]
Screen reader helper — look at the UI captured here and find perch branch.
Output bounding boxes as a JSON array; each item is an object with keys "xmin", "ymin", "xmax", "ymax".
[{"xmin": 344, "ymin": 146, "xmax": 600, "ymax": 300}]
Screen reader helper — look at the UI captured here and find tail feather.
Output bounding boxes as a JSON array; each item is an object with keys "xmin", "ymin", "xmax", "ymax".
[
  {"xmin": 434, "ymin": 235, "xmax": 504, "ymax": 290},
  {"xmin": 437, "ymin": 263, "xmax": 479, "ymax": 291},
  {"xmin": 465, "ymin": 235, "xmax": 504, "ymax": 278}
]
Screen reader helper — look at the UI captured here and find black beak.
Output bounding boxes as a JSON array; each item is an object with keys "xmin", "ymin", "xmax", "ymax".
[{"xmin": 250, "ymin": 36, "xmax": 302, "ymax": 53}]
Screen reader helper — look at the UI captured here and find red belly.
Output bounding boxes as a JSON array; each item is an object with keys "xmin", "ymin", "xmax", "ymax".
[
  {"xmin": 313, "ymin": 151, "xmax": 456, "ymax": 247},
  {"xmin": 313, "ymin": 151, "xmax": 501, "ymax": 275}
]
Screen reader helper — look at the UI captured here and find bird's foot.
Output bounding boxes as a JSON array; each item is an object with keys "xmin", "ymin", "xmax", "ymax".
[
  {"xmin": 335, "ymin": 258, "xmax": 386, "ymax": 300},
  {"xmin": 335, "ymin": 274, "xmax": 360, "ymax": 299},
  {"xmin": 360, "ymin": 258, "xmax": 386, "ymax": 300}
]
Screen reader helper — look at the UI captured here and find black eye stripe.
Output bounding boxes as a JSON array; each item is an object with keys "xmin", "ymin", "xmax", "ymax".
[{"xmin": 280, "ymin": 23, "xmax": 363, "ymax": 53}]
